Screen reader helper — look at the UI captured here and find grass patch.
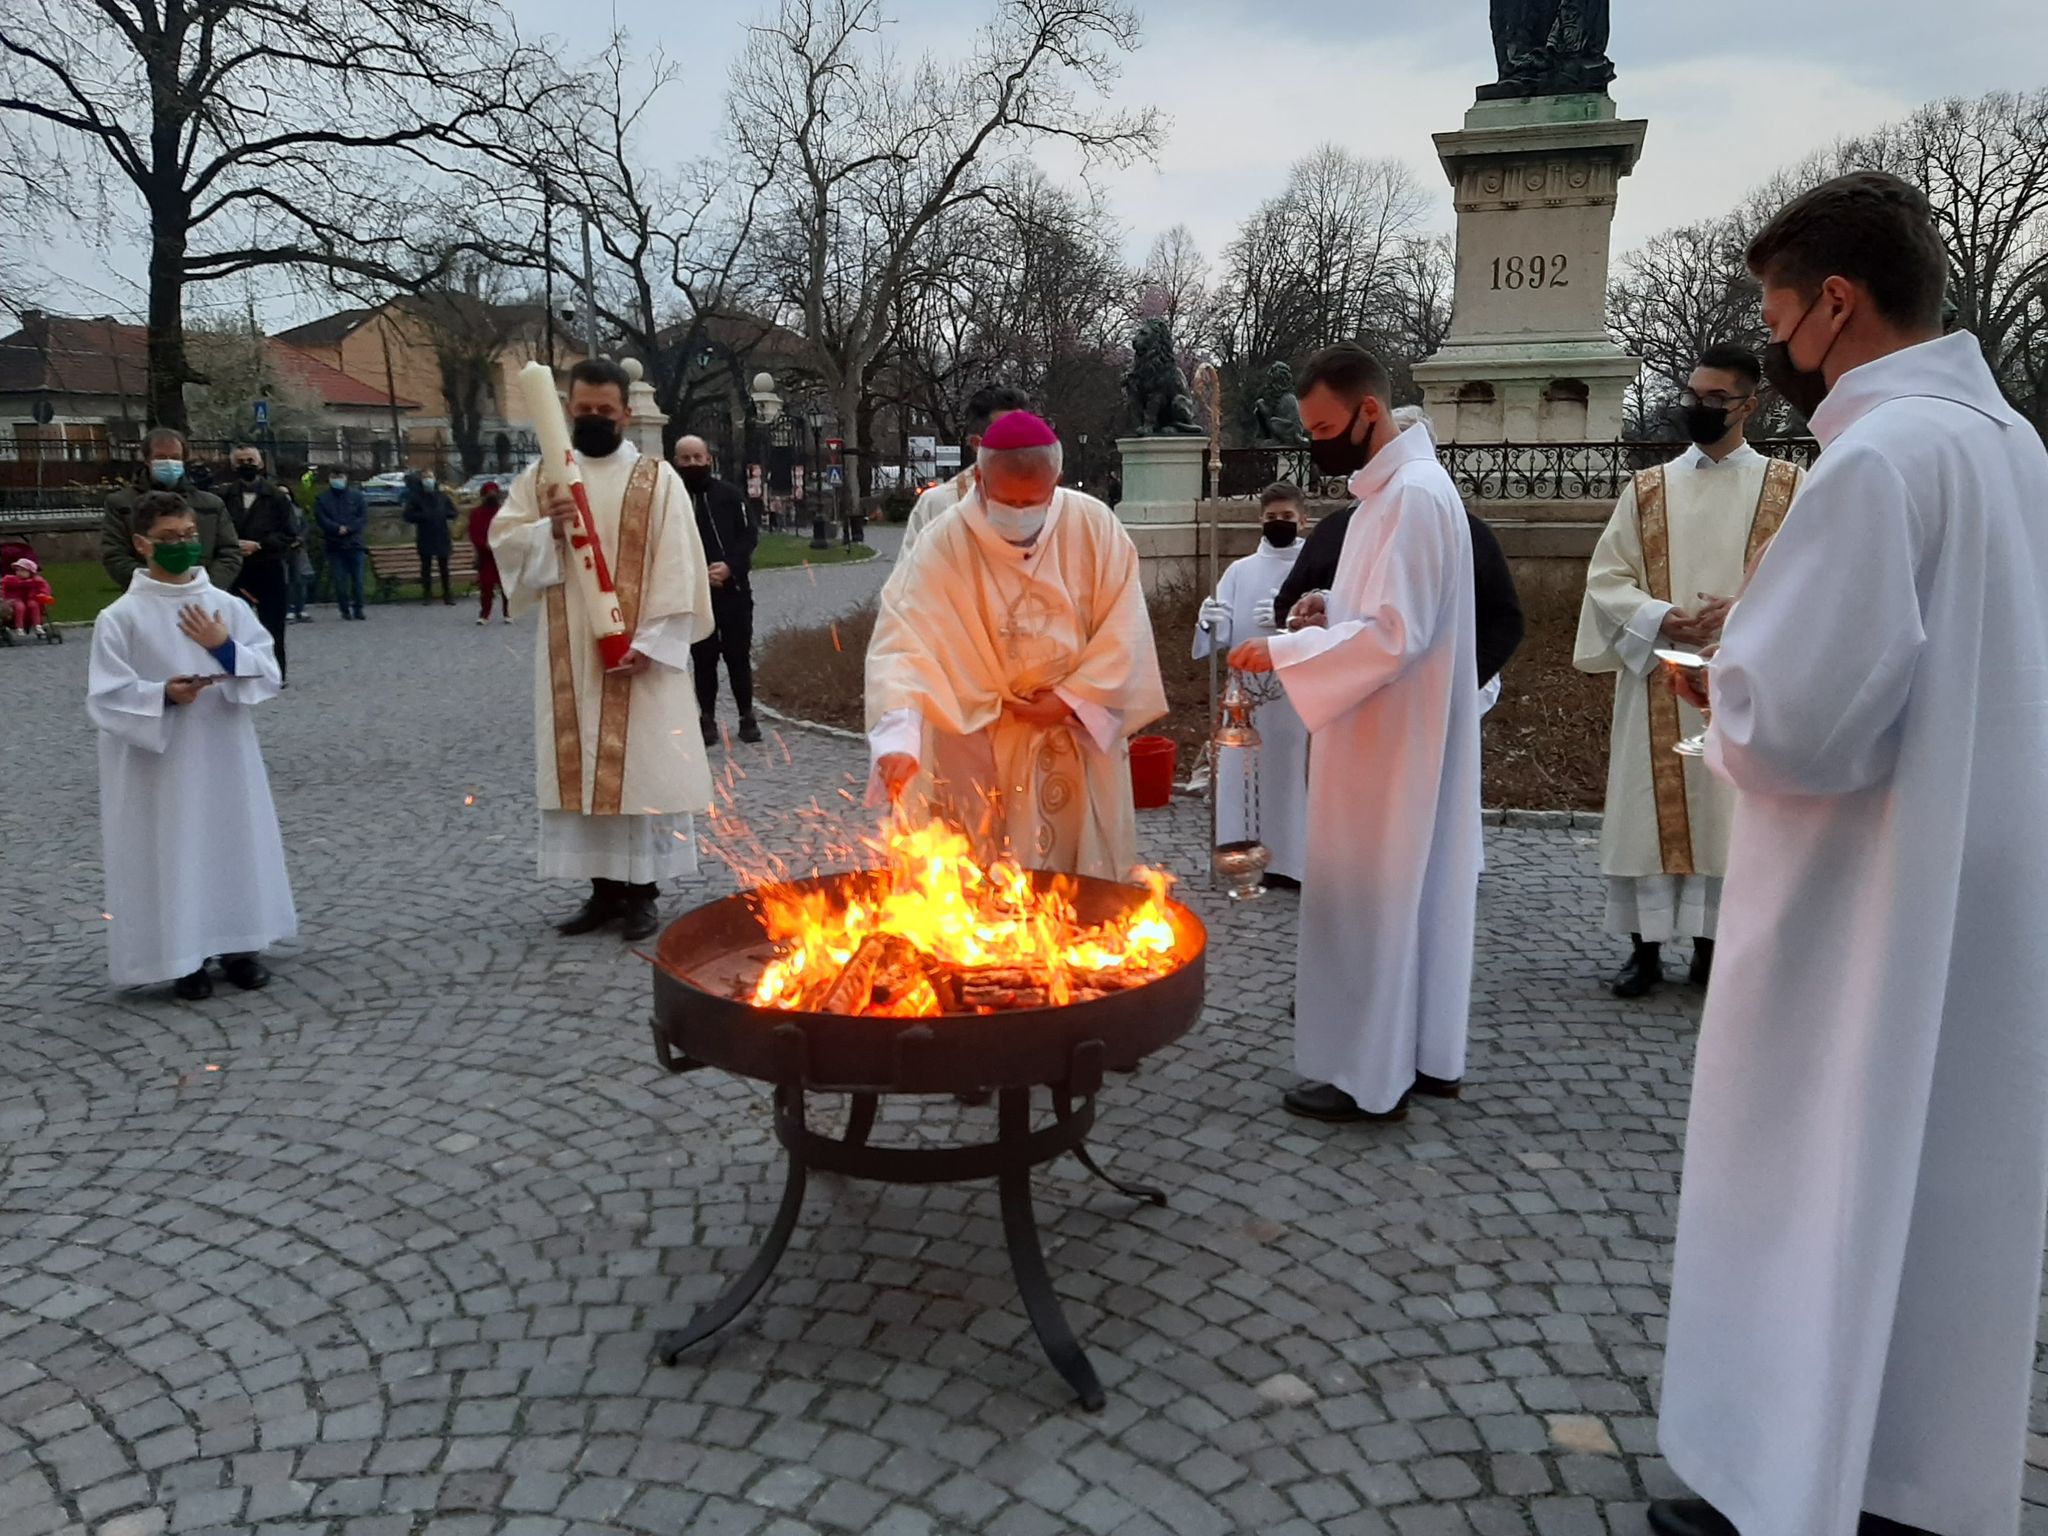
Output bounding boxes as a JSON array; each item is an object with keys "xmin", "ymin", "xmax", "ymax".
[
  {"xmin": 753, "ymin": 532, "xmax": 876, "ymax": 571},
  {"xmin": 37, "ymin": 560, "xmax": 127, "ymax": 623},
  {"xmin": 755, "ymin": 575, "xmax": 1612, "ymax": 811}
]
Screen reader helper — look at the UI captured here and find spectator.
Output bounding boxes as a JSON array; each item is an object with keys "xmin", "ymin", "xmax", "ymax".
[
  {"xmin": 4, "ymin": 555, "xmax": 55, "ymax": 639},
  {"xmin": 402, "ymin": 469, "xmax": 459, "ymax": 606},
  {"xmin": 468, "ymin": 481, "xmax": 509, "ymax": 624},
  {"xmin": 222, "ymin": 444, "xmax": 301, "ymax": 679},
  {"xmin": 101, "ymin": 428, "xmax": 242, "ymax": 591},
  {"xmin": 289, "ymin": 468, "xmax": 318, "ymax": 623},
  {"xmin": 313, "ymin": 468, "xmax": 370, "ymax": 621},
  {"xmin": 674, "ymin": 434, "xmax": 761, "ymax": 744}
]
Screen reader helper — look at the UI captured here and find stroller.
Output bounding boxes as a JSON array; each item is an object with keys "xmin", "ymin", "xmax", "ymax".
[{"xmin": 1, "ymin": 536, "xmax": 62, "ymax": 646}]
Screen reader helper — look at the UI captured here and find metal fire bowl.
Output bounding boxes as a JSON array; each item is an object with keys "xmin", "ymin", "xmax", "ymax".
[{"xmin": 652, "ymin": 869, "xmax": 1208, "ymax": 1094}]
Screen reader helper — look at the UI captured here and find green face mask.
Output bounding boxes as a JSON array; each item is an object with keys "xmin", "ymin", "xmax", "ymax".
[{"xmin": 151, "ymin": 537, "xmax": 203, "ymax": 575}]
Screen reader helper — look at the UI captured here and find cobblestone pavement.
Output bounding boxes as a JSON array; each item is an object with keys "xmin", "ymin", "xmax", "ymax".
[{"xmin": 5, "ymin": 595, "xmax": 2046, "ymax": 1536}]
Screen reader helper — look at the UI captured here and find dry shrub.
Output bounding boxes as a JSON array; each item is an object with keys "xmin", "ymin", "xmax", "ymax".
[{"xmin": 755, "ymin": 597, "xmax": 875, "ymax": 733}]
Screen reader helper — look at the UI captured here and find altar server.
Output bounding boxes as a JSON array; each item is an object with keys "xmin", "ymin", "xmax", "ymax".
[
  {"xmin": 867, "ymin": 410, "xmax": 1166, "ymax": 881},
  {"xmin": 1192, "ymin": 481, "xmax": 1309, "ymax": 884},
  {"xmin": 491, "ymin": 357, "xmax": 716, "ymax": 942},
  {"xmin": 900, "ymin": 385, "xmax": 1034, "ymax": 553},
  {"xmin": 1650, "ymin": 172, "xmax": 2048, "ymax": 1536},
  {"xmin": 90, "ymin": 491, "xmax": 296, "ymax": 998},
  {"xmin": 1230, "ymin": 342, "xmax": 1479, "ymax": 1124}
]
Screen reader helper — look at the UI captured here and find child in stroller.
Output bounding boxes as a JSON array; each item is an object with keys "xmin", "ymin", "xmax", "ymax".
[{"xmin": 1, "ymin": 539, "xmax": 60, "ymax": 644}]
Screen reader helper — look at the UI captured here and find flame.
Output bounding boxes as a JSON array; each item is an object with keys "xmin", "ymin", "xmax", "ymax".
[{"xmin": 744, "ymin": 818, "xmax": 1183, "ymax": 1016}]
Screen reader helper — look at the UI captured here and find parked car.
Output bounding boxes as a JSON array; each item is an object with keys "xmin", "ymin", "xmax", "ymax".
[
  {"xmin": 454, "ymin": 465, "xmax": 534, "ymax": 507},
  {"xmin": 360, "ymin": 471, "xmax": 412, "ymax": 508}
]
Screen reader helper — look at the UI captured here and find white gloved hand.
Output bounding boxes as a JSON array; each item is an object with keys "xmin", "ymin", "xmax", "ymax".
[
  {"xmin": 1252, "ymin": 595, "xmax": 1277, "ymax": 630},
  {"xmin": 1198, "ymin": 597, "xmax": 1232, "ymax": 640}
]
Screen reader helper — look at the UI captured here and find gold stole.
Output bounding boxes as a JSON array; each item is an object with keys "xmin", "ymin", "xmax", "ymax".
[
  {"xmin": 543, "ymin": 457, "xmax": 660, "ymax": 816},
  {"xmin": 1636, "ymin": 456, "xmax": 1800, "ymax": 875}
]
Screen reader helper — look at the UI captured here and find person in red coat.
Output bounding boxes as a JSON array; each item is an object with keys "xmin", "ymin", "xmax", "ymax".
[
  {"xmin": 4, "ymin": 556, "xmax": 55, "ymax": 638},
  {"xmin": 468, "ymin": 483, "xmax": 509, "ymax": 624}
]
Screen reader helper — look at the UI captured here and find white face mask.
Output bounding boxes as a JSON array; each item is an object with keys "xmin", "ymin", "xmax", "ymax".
[{"xmin": 983, "ymin": 493, "xmax": 1052, "ymax": 544}]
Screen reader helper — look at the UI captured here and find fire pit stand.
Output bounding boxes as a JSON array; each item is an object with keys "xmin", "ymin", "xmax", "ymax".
[
  {"xmin": 652, "ymin": 1029, "xmax": 1165, "ymax": 1410},
  {"xmin": 647, "ymin": 869, "xmax": 1207, "ymax": 1411}
]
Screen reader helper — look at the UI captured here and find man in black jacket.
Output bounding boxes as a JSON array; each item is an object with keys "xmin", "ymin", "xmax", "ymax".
[
  {"xmin": 101, "ymin": 427, "xmax": 243, "ymax": 592},
  {"xmin": 1276, "ymin": 501, "xmax": 1525, "ymax": 689},
  {"xmin": 223, "ymin": 444, "xmax": 302, "ymax": 679},
  {"xmin": 675, "ymin": 434, "xmax": 762, "ymax": 744}
]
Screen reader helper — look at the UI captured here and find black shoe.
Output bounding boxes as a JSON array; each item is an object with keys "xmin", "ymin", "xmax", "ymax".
[
  {"xmin": 700, "ymin": 719, "xmax": 718, "ymax": 748},
  {"xmin": 1647, "ymin": 1501, "xmax": 1738, "ymax": 1536},
  {"xmin": 1260, "ymin": 872, "xmax": 1301, "ymax": 890},
  {"xmin": 220, "ymin": 955, "xmax": 270, "ymax": 991},
  {"xmin": 1282, "ymin": 1082, "xmax": 1408, "ymax": 1123},
  {"xmin": 1411, "ymin": 1072, "xmax": 1461, "ymax": 1100},
  {"xmin": 1859, "ymin": 1516, "xmax": 1940, "ymax": 1536},
  {"xmin": 738, "ymin": 715, "xmax": 763, "ymax": 744},
  {"xmin": 1690, "ymin": 937, "xmax": 1715, "ymax": 987},
  {"xmin": 1611, "ymin": 939, "xmax": 1664, "ymax": 998},
  {"xmin": 619, "ymin": 890, "xmax": 661, "ymax": 942},
  {"xmin": 171, "ymin": 967, "xmax": 213, "ymax": 1001},
  {"xmin": 557, "ymin": 880, "xmax": 623, "ymax": 936}
]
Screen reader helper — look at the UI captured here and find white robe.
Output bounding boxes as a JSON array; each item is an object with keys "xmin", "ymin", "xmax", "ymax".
[
  {"xmin": 491, "ymin": 443, "xmax": 716, "ymax": 883},
  {"xmin": 1659, "ymin": 332, "xmax": 2048, "ymax": 1536},
  {"xmin": 1269, "ymin": 424, "xmax": 1481, "ymax": 1112},
  {"xmin": 89, "ymin": 570, "xmax": 296, "ymax": 984},
  {"xmin": 900, "ymin": 470, "xmax": 973, "ymax": 554},
  {"xmin": 1191, "ymin": 539, "xmax": 1309, "ymax": 882},
  {"xmin": 1574, "ymin": 444, "xmax": 1804, "ymax": 942}
]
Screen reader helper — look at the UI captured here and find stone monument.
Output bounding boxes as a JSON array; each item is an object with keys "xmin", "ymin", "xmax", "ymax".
[
  {"xmin": 1411, "ymin": 5, "xmax": 1644, "ymax": 443},
  {"xmin": 1115, "ymin": 316, "xmax": 1207, "ymax": 522},
  {"xmin": 619, "ymin": 356, "xmax": 669, "ymax": 459}
]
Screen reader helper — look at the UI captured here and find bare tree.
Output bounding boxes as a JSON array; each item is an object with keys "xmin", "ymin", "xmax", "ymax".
[
  {"xmin": 0, "ymin": 0, "xmax": 561, "ymax": 428},
  {"xmin": 1608, "ymin": 220, "xmax": 1763, "ymax": 432},
  {"xmin": 734, "ymin": 0, "xmax": 1162, "ymax": 514},
  {"xmin": 1136, "ymin": 224, "xmax": 1212, "ymax": 338}
]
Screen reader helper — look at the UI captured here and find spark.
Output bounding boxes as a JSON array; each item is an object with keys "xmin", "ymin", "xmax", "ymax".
[
  {"xmin": 803, "ymin": 560, "xmax": 817, "ymax": 587},
  {"xmin": 835, "ymin": 788, "xmax": 856, "ymax": 803},
  {"xmin": 771, "ymin": 729, "xmax": 793, "ymax": 765},
  {"xmin": 463, "ymin": 794, "xmax": 476, "ymax": 807},
  {"xmin": 204, "ymin": 1064, "xmax": 219, "ymax": 1072},
  {"xmin": 830, "ymin": 622, "xmax": 841, "ymax": 653},
  {"xmin": 101, "ymin": 913, "xmax": 112, "ymax": 922}
]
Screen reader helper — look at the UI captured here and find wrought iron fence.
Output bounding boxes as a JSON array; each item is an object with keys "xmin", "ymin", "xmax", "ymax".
[{"xmin": 1209, "ymin": 438, "xmax": 1820, "ymax": 503}]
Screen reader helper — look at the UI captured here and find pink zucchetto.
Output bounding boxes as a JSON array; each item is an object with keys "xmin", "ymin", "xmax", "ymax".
[{"xmin": 977, "ymin": 411, "xmax": 1058, "ymax": 451}]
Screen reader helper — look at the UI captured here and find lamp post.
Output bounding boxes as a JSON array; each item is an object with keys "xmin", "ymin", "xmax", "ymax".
[{"xmin": 749, "ymin": 371, "xmax": 784, "ymax": 534}]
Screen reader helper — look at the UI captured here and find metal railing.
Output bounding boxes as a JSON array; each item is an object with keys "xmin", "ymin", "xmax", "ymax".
[{"xmin": 1208, "ymin": 438, "xmax": 1820, "ymax": 503}]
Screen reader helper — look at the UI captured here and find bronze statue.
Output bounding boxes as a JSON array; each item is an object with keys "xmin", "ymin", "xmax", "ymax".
[
  {"xmin": 1479, "ymin": 0, "xmax": 1614, "ymax": 101},
  {"xmin": 1251, "ymin": 361, "xmax": 1307, "ymax": 446},
  {"xmin": 1122, "ymin": 318, "xmax": 1203, "ymax": 436}
]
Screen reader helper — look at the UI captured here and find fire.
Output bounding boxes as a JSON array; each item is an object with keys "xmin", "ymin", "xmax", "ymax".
[{"xmin": 746, "ymin": 818, "xmax": 1182, "ymax": 1016}]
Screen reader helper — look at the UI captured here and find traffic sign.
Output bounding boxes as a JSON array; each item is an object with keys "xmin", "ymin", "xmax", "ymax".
[
  {"xmin": 30, "ymin": 397, "xmax": 54, "ymax": 426},
  {"xmin": 253, "ymin": 398, "xmax": 269, "ymax": 427},
  {"xmin": 826, "ymin": 465, "xmax": 844, "ymax": 488}
]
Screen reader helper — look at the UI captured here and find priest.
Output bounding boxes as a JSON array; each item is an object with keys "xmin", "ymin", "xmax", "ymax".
[
  {"xmin": 1191, "ymin": 481, "xmax": 1309, "ymax": 886},
  {"xmin": 1650, "ymin": 172, "xmax": 2048, "ymax": 1536},
  {"xmin": 866, "ymin": 410, "xmax": 1166, "ymax": 881},
  {"xmin": 1230, "ymin": 343, "xmax": 1480, "ymax": 1124},
  {"xmin": 1574, "ymin": 344, "xmax": 1803, "ymax": 998},
  {"xmin": 900, "ymin": 384, "xmax": 1033, "ymax": 553},
  {"xmin": 490, "ymin": 358, "xmax": 716, "ymax": 942}
]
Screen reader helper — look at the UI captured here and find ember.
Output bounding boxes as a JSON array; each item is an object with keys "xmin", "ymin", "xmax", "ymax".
[{"xmin": 743, "ymin": 819, "xmax": 1184, "ymax": 1016}]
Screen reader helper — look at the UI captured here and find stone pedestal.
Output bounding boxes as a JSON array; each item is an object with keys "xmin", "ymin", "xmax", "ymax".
[
  {"xmin": 1114, "ymin": 436, "xmax": 1207, "ymax": 524},
  {"xmin": 1411, "ymin": 94, "xmax": 1647, "ymax": 443},
  {"xmin": 620, "ymin": 357, "xmax": 669, "ymax": 459}
]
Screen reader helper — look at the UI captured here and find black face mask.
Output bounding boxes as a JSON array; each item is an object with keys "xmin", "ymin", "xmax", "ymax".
[
  {"xmin": 678, "ymin": 464, "xmax": 712, "ymax": 494},
  {"xmin": 1262, "ymin": 518, "xmax": 1299, "ymax": 548},
  {"xmin": 1678, "ymin": 404, "xmax": 1732, "ymax": 446},
  {"xmin": 571, "ymin": 414, "xmax": 622, "ymax": 457},
  {"xmin": 1762, "ymin": 292, "xmax": 1840, "ymax": 421},
  {"xmin": 1308, "ymin": 404, "xmax": 1373, "ymax": 477},
  {"xmin": 235, "ymin": 463, "xmax": 261, "ymax": 482}
]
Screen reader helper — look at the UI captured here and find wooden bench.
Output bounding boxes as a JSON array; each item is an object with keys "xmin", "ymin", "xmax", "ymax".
[{"xmin": 368, "ymin": 544, "xmax": 480, "ymax": 602}]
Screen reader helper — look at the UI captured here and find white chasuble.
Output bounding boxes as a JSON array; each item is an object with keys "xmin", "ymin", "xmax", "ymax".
[
  {"xmin": 1191, "ymin": 539, "xmax": 1309, "ymax": 881},
  {"xmin": 492, "ymin": 443, "xmax": 715, "ymax": 881},
  {"xmin": 865, "ymin": 489, "xmax": 1167, "ymax": 881},
  {"xmin": 1574, "ymin": 445, "xmax": 1803, "ymax": 939},
  {"xmin": 900, "ymin": 469, "xmax": 974, "ymax": 555},
  {"xmin": 1268, "ymin": 424, "xmax": 1481, "ymax": 1113},
  {"xmin": 89, "ymin": 571, "xmax": 297, "ymax": 983},
  {"xmin": 1659, "ymin": 332, "xmax": 2048, "ymax": 1536}
]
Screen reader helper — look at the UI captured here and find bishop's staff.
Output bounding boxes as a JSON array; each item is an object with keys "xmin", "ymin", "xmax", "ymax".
[{"xmin": 514, "ymin": 360, "xmax": 633, "ymax": 670}]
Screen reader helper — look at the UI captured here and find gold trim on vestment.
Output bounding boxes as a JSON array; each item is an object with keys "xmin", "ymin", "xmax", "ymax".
[
  {"xmin": 545, "ymin": 585, "xmax": 583, "ymax": 810},
  {"xmin": 1746, "ymin": 457, "xmax": 1799, "ymax": 568},
  {"xmin": 1634, "ymin": 465, "xmax": 1698, "ymax": 877},
  {"xmin": 591, "ymin": 457, "xmax": 659, "ymax": 816}
]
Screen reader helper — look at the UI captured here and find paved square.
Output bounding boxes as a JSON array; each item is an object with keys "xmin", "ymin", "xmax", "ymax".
[{"xmin": 5, "ymin": 560, "xmax": 2045, "ymax": 1536}]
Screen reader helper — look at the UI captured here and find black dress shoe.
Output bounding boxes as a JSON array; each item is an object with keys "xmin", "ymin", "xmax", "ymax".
[
  {"xmin": 171, "ymin": 967, "xmax": 213, "ymax": 1001},
  {"xmin": 1260, "ymin": 872, "xmax": 1301, "ymax": 891},
  {"xmin": 220, "ymin": 955, "xmax": 270, "ymax": 991},
  {"xmin": 1411, "ymin": 1072, "xmax": 1461, "ymax": 1100},
  {"xmin": 1859, "ymin": 1516, "xmax": 1939, "ymax": 1536},
  {"xmin": 738, "ymin": 715, "xmax": 763, "ymax": 744},
  {"xmin": 700, "ymin": 719, "xmax": 719, "ymax": 748},
  {"xmin": 619, "ymin": 891, "xmax": 661, "ymax": 942},
  {"xmin": 1282, "ymin": 1082, "xmax": 1408, "ymax": 1123},
  {"xmin": 1690, "ymin": 936, "xmax": 1715, "ymax": 987},
  {"xmin": 1647, "ymin": 1499, "xmax": 1738, "ymax": 1536},
  {"xmin": 1611, "ymin": 939, "xmax": 1664, "ymax": 998},
  {"xmin": 557, "ymin": 880, "xmax": 623, "ymax": 936}
]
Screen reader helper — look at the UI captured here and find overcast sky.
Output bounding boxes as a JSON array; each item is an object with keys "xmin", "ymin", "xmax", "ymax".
[{"xmin": 19, "ymin": 0, "xmax": 2042, "ymax": 327}]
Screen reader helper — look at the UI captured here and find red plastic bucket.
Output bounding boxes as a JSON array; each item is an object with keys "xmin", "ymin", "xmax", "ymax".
[{"xmin": 1128, "ymin": 735, "xmax": 1178, "ymax": 810}]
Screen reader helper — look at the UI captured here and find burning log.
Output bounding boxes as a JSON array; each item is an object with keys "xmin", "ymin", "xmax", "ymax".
[{"xmin": 817, "ymin": 933, "xmax": 933, "ymax": 1016}]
